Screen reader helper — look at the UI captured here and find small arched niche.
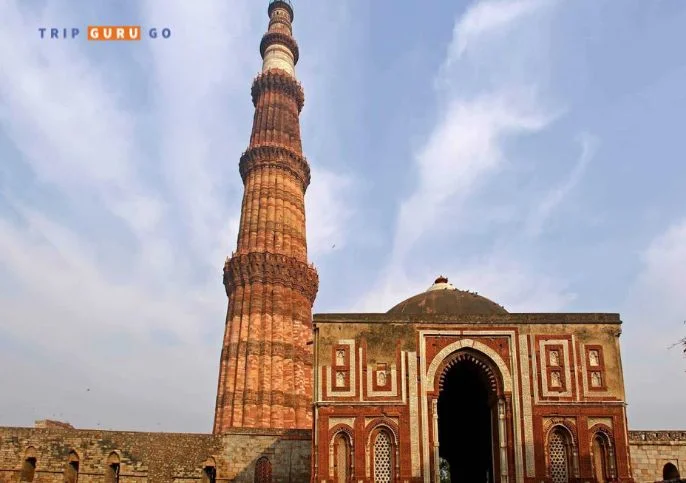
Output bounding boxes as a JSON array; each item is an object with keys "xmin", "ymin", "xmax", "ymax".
[
  {"xmin": 64, "ymin": 450, "xmax": 80, "ymax": 483},
  {"xmin": 332, "ymin": 431, "xmax": 352, "ymax": 483},
  {"xmin": 105, "ymin": 452, "xmax": 120, "ymax": 483},
  {"xmin": 20, "ymin": 447, "xmax": 37, "ymax": 482},
  {"xmin": 590, "ymin": 430, "xmax": 616, "ymax": 482},
  {"xmin": 201, "ymin": 456, "xmax": 217, "ymax": 483}
]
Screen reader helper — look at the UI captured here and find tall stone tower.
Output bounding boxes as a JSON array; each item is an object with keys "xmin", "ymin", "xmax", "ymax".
[{"xmin": 213, "ymin": 0, "xmax": 318, "ymax": 432}]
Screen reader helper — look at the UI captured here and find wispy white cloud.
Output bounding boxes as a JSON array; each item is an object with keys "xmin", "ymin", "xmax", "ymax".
[
  {"xmin": 307, "ymin": 168, "xmax": 354, "ymax": 257},
  {"xmin": 0, "ymin": 209, "xmax": 221, "ymax": 430},
  {"xmin": 362, "ymin": 0, "xmax": 569, "ymax": 310},
  {"xmin": 626, "ymin": 219, "xmax": 686, "ymax": 330},
  {"xmin": 0, "ymin": 0, "xmax": 358, "ymax": 431},
  {"xmin": 622, "ymin": 218, "xmax": 686, "ymax": 427},
  {"xmin": 392, "ymin": 91, "xmax": 553, "ymax": 263},
  {"xmin": 526, "ymin": 132, "xmax": 598, "ymax": 237},
  {"xmin": 447, "ymin": 0, "xmax": 552, "ymax": 62},
  {"xmin": 140, "ymin": 0, "xmax": 256, "ymax": 267}
]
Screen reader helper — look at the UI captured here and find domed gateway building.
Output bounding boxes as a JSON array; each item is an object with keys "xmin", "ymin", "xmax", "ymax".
[
  {"xmin": 313, "ymin": 277, "xmax": 634, "ymax": 482},
  {"xmin": 1, "ymin": 1, "xmax": 685, "ymax": 482}
]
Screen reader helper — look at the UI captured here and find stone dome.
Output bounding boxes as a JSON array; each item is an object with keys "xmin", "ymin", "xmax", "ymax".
[{"xmin": 386, "ymin": 276, "xmax": 508, "ymax": 316}]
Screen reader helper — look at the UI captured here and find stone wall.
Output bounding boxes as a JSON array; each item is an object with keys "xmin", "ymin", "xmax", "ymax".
[
  {"xmin": 630, "ymin": 430, "xmax": 686, "ymax": 483},
  {"xmin": 0, "ymin": 426, "xmax": 311, "ymax": 482}
]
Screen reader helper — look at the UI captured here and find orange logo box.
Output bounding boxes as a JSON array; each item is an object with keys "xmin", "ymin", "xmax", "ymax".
[{"xmin": 87, "ymin": 26, "xmax": 141, "ymax": 41}]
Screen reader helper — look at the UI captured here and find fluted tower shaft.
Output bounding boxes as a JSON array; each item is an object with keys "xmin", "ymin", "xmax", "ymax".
[{"xmin": 213, "ymin": 0, "xmax": 318, "ymax": 432}]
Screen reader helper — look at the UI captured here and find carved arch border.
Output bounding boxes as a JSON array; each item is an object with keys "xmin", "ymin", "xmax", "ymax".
[
  {"xmin": 329, "ymin": 424, "xmax": 355, "ymax": 481},
  {"xmin": 589, "ymin": 423, "xmax": 614, "ymax": 445},
  {"xmin": 364, "ymin": 418, "xmax": 400, "ymax": 480},
  {"xmin": 543, "ymin": 419, "xmax": 580, "ymax": 479},
  {"xmin": 543, "ymin": 418, "xmax": 578, "ymax": 446},
  {"xmin": 426, "ymin": 338, "xmax": 512, "ymax": 393},
  {"xmin": 434, "ymin": 348, "xmax": 503, "ymax": 396},
  {"xmin": 329, "ymin": 423, "xmax": 355, "ymax": 441}
]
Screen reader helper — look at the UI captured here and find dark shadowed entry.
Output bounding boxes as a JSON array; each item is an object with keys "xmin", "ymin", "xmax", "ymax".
[
  {"xmin": 254, "ymin": 457, "xmax": 272, "ymax": 483},
  {"xmin": 437, "ymin": 350, "xmax": 502, "ymax": 483},
  {"xmin": 663, "ymin": 462, "xmax": 680, "ymax": 481}
]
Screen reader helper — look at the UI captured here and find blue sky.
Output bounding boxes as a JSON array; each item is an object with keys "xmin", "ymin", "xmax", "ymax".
[{"xmin": 0, "ymin": 0, "xmax": 685, "ymax": 432}]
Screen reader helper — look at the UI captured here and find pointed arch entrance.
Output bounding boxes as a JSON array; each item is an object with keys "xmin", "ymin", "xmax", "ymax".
[
  {"xmin": 438, "ymin": 351, "xmax": 499, "ymax": 482},
  {"xmin": 427, "ymin": 341, "xmax": 514, "ymax": 483},
  {"xmin": 437, "ymin": 350, "xmax": 503, "ymax": 482}
]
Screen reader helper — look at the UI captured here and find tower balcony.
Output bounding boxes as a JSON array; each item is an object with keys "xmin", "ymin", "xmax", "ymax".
[{"xmin": 268, "ymin": 0, "xmax": 294, "ymax": 22}]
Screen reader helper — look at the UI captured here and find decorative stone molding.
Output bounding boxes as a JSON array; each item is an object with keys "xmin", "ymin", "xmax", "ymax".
[
  {"xmin": 324, "ymin": 339, "xmax": 356, "ymax": 399},
  {"xmin": 364, "ymin": 418, "xmax": 400, "ymax": 446},
  {"xmin": 426, "ymin": 337, "xmax": 513, "ymax": 393},
  {"xmin": 223, "ymin": 251, "xmax": 319, "ymax": 303},
  {"xmin": 252, "ymin": 70, "xmax": 305, "ymax": 113},
  {"xmin": 589, "ymin": 423, "xmax": 615, "ymax": 440},
  {"xmin": 239, "ymin": 144, "xmax": 311, "ymax": 191},
  {"xmin": 328, "ymin": 424, "xmax": 355, "ymax": 442},
  {"xmin": 436, "ymin": 349, "xmax": 500, "ymax": 394},
  {"xmin": 221, "ymin": 341, "xmax": 309, "ymax": 363},
  {"xmin": 260, "ymin": 31, "xmax": 300, "ymax": 65},
  {"xmin": 220, "ymin": 390, "xmax": 310, "ymax": 410},
  {"xmin": 629, "ymin": 431, "xmax": 686, "ymax": 442}
]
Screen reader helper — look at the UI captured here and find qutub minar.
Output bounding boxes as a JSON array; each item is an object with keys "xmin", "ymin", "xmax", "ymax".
[
  {"xmin": 0, "ymin": 1, "xmax": 684, "ymax": 482},
  {"xmin": 214, "ymin": 0, "xmax": 318, "ymax": 432}
]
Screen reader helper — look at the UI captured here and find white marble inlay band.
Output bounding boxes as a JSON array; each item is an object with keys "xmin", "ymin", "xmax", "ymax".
[
  {"xmin": 518, "ymin": 334, "xmax": 535, "ymax": 477},
  {"xmin": 407, "ymin": 352, "xmax": 421, "ymax": 477}
]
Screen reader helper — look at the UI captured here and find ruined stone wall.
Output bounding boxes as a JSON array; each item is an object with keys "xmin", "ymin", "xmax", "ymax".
[
  {"xmin": 0, "ymin": 426, "xmax": 311, "ymax": 482},
  {"xmin": 630, "ymin": 431, "xmax": 686, "ymax": 483}
]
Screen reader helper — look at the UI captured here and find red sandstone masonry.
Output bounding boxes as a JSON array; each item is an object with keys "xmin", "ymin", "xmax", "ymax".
[
  {"xmin": 312, "ymin": 316, "xmax": 639, "ymax": 482},
  {"xmin": 213, "ymin": 1, "xmax": 318, "ymax": 433}
]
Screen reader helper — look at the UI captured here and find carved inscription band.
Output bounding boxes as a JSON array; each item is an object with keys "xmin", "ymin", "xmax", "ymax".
[
  {"xmin": 239, "ymin": 144, "xmax": 311, "ymax": 191},
  {"xmin": 218, "ymin": 391, "xmax": 310, "ymax": 409},
  {"xmin": 223, "ymin": 251, "xmax": 319, "ymax": 303},
  {"xmin": 252, "ymin": 70, "xmax": 305, "ymax": 112},
  {"xmin": 221, "ymin": 341, "xmax": 310, "ymax": 365}
]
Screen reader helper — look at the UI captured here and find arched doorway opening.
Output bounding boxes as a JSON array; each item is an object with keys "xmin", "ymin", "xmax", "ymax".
[
  {"xmin": 20, "ymin": 447, "xmax": 37, "ymax": 482},
  {"xmin": 105, "ymin": 452, "xmax": 120, "ymax": 483},
  {"xmin": 663, "ymin": 462, "xmax": 680, "ymax": 481},
  {"xmin": 437, "ymin": 350, "xmax": 501, "ymax": 483},
  {"xmin": 64, "ymin": 450, "xmax": 79, "ymax": 483}
]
